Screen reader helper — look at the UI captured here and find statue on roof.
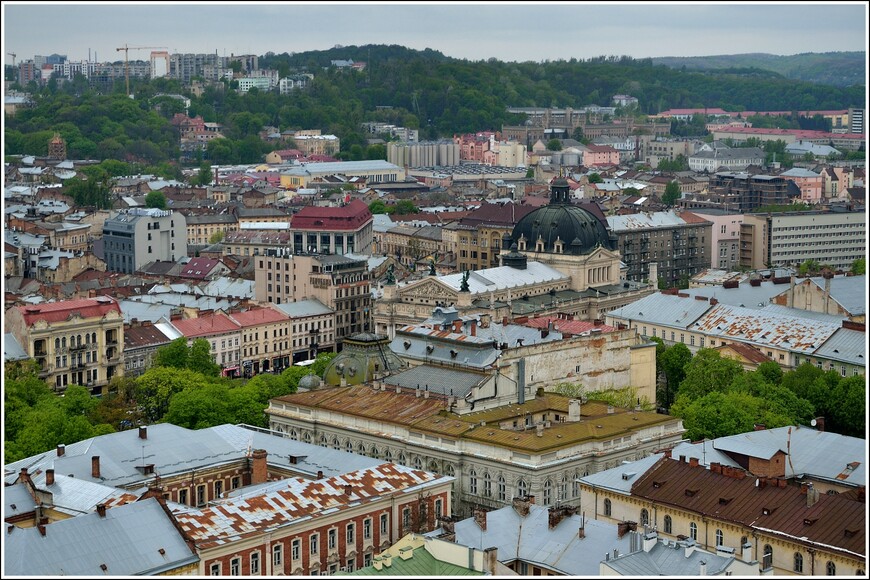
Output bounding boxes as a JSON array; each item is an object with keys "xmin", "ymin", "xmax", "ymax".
[
  {"xmin": 385, "ymin": 263, "xmax": 395, "ymax": 285},
  {"xmin": 460, "ymin": 270, "xmax": 470, "ymax": 292},
  {"xmin": 429, "ymin": 258, "xmax": 437, "ymax": 276}
]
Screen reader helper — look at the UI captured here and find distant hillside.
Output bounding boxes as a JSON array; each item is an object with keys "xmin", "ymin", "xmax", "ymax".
[{"xmin": 651, "ymin": 52, "xmax": 865, "ymax": 88}]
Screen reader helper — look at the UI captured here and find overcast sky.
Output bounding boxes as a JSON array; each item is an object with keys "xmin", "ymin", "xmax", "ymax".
[{"xmin": 3, "ymin": 2, "xmax": 868, "ymax": 65}]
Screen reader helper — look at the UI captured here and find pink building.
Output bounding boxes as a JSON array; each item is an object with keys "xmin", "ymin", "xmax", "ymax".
[
  {"xmin": 780, "ymin": 168, "xmax": 823, "ymax": 204},
  {"xmin": 583, "ymin": 144, "xmax": 620, "ymax": 167},
  {"xmin": 454, "ymin": 132, "xmax": 498, "ymax": 163}
]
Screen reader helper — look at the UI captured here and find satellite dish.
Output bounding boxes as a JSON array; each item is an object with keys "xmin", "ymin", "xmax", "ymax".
[{"xmin": 810, "ymin": 419, "xmax": 817, "ymax": 427}]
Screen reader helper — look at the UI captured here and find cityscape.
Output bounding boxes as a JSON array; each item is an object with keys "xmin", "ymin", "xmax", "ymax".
[{"xmin": 1, "ymin": 7, "xmax": 867, "ymax": 577}]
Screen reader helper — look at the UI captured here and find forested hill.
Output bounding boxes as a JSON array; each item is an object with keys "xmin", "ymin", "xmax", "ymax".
[{"xmin": 650, "ymin": 52, "xmax": 866, "ymax": 88}]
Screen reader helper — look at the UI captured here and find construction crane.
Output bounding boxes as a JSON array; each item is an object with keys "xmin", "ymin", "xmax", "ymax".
[{"xmin": 115, "ymin": 44, "xmax": 167, "ymax": 96}]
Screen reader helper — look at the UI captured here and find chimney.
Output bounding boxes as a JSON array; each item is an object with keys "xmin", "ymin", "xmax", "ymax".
[
  {"xmin": 91, "ymin": 456, "xmax": 101, "ymax": 479},
  {"xmin": 512, "ymin": 496, "xmax": 531, "ymax": 517},
  {"xmin": 594, "ymin": 319, "xmax": 603, "ymax": 326},
  {"xmin": 642, "ymin": 531, "xmax": 658, "ymax": 552},
  {"xmin": 753, "ymin": 423, "xmax": 766, "ymax": 431},
  {"xmin": 709, "ymin": 462, "xmax": 722, "ymax": 474},
  {"xmin": 607, "ymin": 405, "xmax": 614, "ymax": 414},
  {"xmin": 699, "ymin": 560, "xmax": 707, "ymax": 576},
  {"xmin": 251, "ymin": 449, "xmax": 268, "ymax": 485},
  {"xmin": 568, "ymin": 399, "xmax": 581, "ymax": 422},
  {"xmin": 813, "ymin": 417, "xmax": 825, "ymax": 432},
  {"xmin": 56, "ymin": 444, "xmax": 65, "ymax": 457},
  {"xmin": 548, "ymin": 506, "xmax": 566, "ymax": 529},
  {"xmin": 473, "ymin": 507, "xmax": 487, "ymax": 531},
  {"xmin": 484, "ymin": 546, "xmax": 498, "ymax": 575},
  {"xmin": 788, "ymin": 275, "xmax": 795, "ymax": 308},
  {"xmin": 663, "ymin": 448, "xmax": 672, "ymax": 459},
  {"xmin": 37, "ymin": 524, "xmax": 46, "ymax": 537},
  {"xmin": 579, "ymin": 513, "xmax": 586, "ymax": 539},
  {"xmin": 502, "ymin": 316, "xmax": 509, "ymax": 326},
  {"xmin": 470, "ymin": 320, "xmax": 477, "ymax": 337},
  {"xmin": 536, "ymin": 424, "xmax": 544, "ymax": 437},
  {"xmin": 139, "ymin": 425, "xmax": 148, "ymax": 439},
  {"xmin": 709, "ymin": 298, "xmax": 718, "ymax": 305},
  {"xmin": 96, "ymin": 503, "xmax": 106, "ymax": 518},
  {"xmin": 689, "ymin": 457, "xmax": 700, "ymax": 468},
  {"xmin": 45, "ymin": 469, "xmax": 55, "ymax": 486},
  {"xmin": 742, "ymin": 541, "xmax": 754, "ymax": 563},
  {"xmin": 18, "ymin": 468, "xmax": 31, "ymax": 486},
  {"xmin": 344, "ymin": 484, "xmax": 352, "ymax": 496},
  {"xmin": 317, "ymin": 470, "xmax": 324, "ymax": 479},
  {"xmin": 806, "ymin": 483, "xmax": 819, "ymax": 507},
  {"xmin": 452, "ymin": 319, "xmax": 463, "ymax": 333}
]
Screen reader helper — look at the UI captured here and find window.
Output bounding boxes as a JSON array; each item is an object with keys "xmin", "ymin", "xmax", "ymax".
[
  {"xmin": 346, "ymin": 523, "xmax": 355, "ymax": 544},
  {"xmin": 664, "ymin": 515, "xmax": 672, "ymax": 534},
  {"xmin": 210, "ymin": 562, "xmax": 221, "ymax": 575},
  {"xmin": 434, "ymin": 499, "xmax": 443, "ymax": 519},
  {"xmin": 250, "ymin": 551, "xmax": 261, "ymax": 575},
  {"xmin": 214, "ymin": 480, "xmax": 223, "ymax": 499},
  {"xmin": 230, "ymin": 557, "xmax": 240, "ymax": 576},
  {"xmin": 827, "ymin": 561, "xmax": 836, "ymax": 576},
  {"xmin": 469, "ymin": 470, "xmax": 478, "ymax": 494},
  {"xmin": 346, "ymin": 558, "xmax": 355, "ymax": 573},
  {"xmin": 690, "ymin": 522, "xmax": 698, "ymax": 541},
  {"xmin": 794, "ymin": 553, "xmax": 803, "ymax": 573},
  {"xmin": 543, "ymin": 480, "xmax": 552, "ymax": 505},
  {"xmin": 640, "ymin": 508, "xmax": 649, "ymax": 526},
  {"xmin": 716, "ymin": 529, "xmax": 724, "ymax": 547},
  {"xmin": 380, "ymin": 513, "xmax": 389, "ymax": 535},
  {"xmin": 604, "ymin": 498, "xmax": 612, "ymax": 517},
  {"xmin": 483, "ymin": 472, "xmax": 492, "ymax": 497},
  {"xmin": 328, "ymin": 528, "xmax": 337, "ymax": 550},
  {"xmin": 363, "ymin": 518, "xmax": 372, "ymax": 540},
  {"xmin": 231, "ymin": 476, "xmax": 240, "ymax": 490},
  {"xmin": 310, "ymin": 533, "xmax": 319, "ymax": 554},
  {"xmin": 364, "ymin": 554, "xmax": 372, "ymax": 567},
  {"xmin": 402, "ymin": 507, "xmax": 411, "ymax": 530},
  {"xmin": 196, "ymin": 484, "xmax": 206, "ymax": 507},
  {"xmin": 763, "ymin": 545, "xmax": 773, "ymax": 570},
  {"xmin": 178, "ymin": 488, "xmax": 188, "ymax": 505},
  {"xmin": 292, "ymin": 538, "xmax": 301, "ymax": 560},
  {"xmin": 273, "ymin": 544, "xmax": 283, "ymax": 569},
  {"xmin": 498, "ymin": 476, "xmax": 507, "ymax": 501}
]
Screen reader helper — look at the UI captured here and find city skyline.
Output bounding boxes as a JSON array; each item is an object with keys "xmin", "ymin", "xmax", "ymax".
[{"xmin": 3, "ymin": 2, "xmax": 868, "ymax": 66}]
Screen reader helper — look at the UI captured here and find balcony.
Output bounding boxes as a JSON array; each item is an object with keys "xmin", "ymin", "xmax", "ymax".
[
  {"xmin": 105, "ymin": 339, "xmax": 118, "ymax": 346},
  {"xmin": 70, "ymin": 343, "xmax": 86, "ymax": 351}
]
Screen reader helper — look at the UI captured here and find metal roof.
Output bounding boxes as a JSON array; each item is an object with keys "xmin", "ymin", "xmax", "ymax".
[
  {"xmin": 808, "ymin": 275, "xmax": 866, "ymax": 316},
  {"xmin": 273, "ymin": 297, "xmax": 334, "ymax": 318},
  {"xmin": 681, "ymin": 280, "xmax": 785, "ymax": 310},
  {"xmin": 603, "ymin": 538, "xmax": 737, "ymax": 576},
  {"xmin": 390, "ymin": 329, "xmax": 500, "ymax": 369},
  {"xmin": 437, "ymin": 261, "xmax": 569, "ymax": 294},
  {"xmin": 812, "ymin": 328, "xmax": 866, "ymax": 366},
  {"xmin": 42, "ymin": 473, "xmax": 139, "ymax": 516},
  {"xmin": 606, "ymin": 210, "xmax": 709, "ymax": 232},
  {"xmin": 3, "ymin": 333, "xmax": 29, "ymax": 361},
  {"xmin": 4, "ymin": 483, "xmax": 35, "ymax": 518},
  {"xmin": 4, "ymin": 497, "xmax": 198, "ymax": 576},
  {"xmin": 607, "ymin": 293, "xmax": 713, "ymax": 329},
  {"xmin": 691, "ymin": 303, "xmax": 842, "ymax": 354},
  {"xmin": 383, "ymin": 364, "xmax": 490, "ymax": 398},
  {"xmin": 454, "ymin": 504, "xmax": 633, "ymax": 576},
  {"xmin": 578, "ymin": 453, "xmax": 665, "ymax": 494}
]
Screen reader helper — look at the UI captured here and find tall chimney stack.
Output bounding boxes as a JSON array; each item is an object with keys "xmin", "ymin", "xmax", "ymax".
[
  {"xmin": 139, "ymin": 426, "xmax": 148, "ymax": 439},
  {"xmin": 91, "ymin": 456, "xmax": 101, "ymax": 479},
  {"xmin": 56, "ymin": 444, "xmax": 65, "ymax": 457},
  {"xmin": 45, "ymin": 469, "xmax": 55, "ymax": 486}
]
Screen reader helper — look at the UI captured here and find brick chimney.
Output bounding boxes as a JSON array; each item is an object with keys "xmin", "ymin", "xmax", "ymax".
[
  {"xmin": 473, "ymin": 507, "xmax": 487, "ymax": 531},
  {"xmin": 484, "ymin": 546, "xmax": 498, "ymax": 575},
  {"xmin": 139, "ymin": 426, "xmax": 148, "ymax": 439},
  {"xmin": 806, "ymin": 483, "xmax": 819, "ymax": 507},
  {"xmin": 45, "ymin": 469, "xmax": 55, "ymax": 486},
  {"xmin": 813, "ymin": 417, "xmax": 825, "ymax": 432},
  {"xmin": 56, "ymin": 444, "xmax": 65, "ymax": 457},
  {"xmin": 18, "ymin": 468, "xmax": 31, "ymax": 486},
  {"xmin": 96, "ymin": 503, "xmax": 106, "ymax": 518},
  {"xmin": 91, "ymin": 456, "xmax": 101, "ymax": 479},
  {"xmin": 689, "ymin": 457, "xmax": 700, "ymax": 468},
  {"xmin": 250, "ymin": 449, "xmax": 268, "ymax": 485},
  {"xmin": 512, "ymin": 496, "xmax": 531, "ymax": 517},
  {"xmin": 317, "ymin": 470, "xmax": 324, "ymax": 479}
]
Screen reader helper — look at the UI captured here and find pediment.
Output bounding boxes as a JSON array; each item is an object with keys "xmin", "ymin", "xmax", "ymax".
[{"xmin": 401, "ymin": 279, "xmax": 457, "ymax": 301}]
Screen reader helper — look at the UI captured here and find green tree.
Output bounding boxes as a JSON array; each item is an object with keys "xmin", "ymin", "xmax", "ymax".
[
  {"xmin": 209, "ymin": 231, "xmax": 225, "ymax": 244},
  {"xmin": 189, "ymin": 338, "xmax": 221, "ymax": 377},
  {"xmin": 660, "ymin": 343, "xmax": 692, "ymax": 409},
  {"xmin": 850, "ymin": 257, "xmax": 865, "ymax": 275},
  {"xmin": 798, "ymin": 259, "xmax": 821, "ymax": 276},
  {"xmin": 587, "ymin": 173, "xmax": 603, "ymax": 184},
  {"xmin": 388, "ymin": 200, "xmax": 419, "ymax": 215},
  {"xmin": 368, "ymin": 200, "xmax": 388, "ymax": 214},
  {"xmin": 195, "ymin": 161, "xmax": 213, "ymax": 186},
  {"xmin": 153, "ymin": 337, "xmax": 190, "ymax": 370},
  {"xmin": 164, "ymin": 383, "xmax": 232, "ymax": 430},
  {"xmin": 145, "ymin": 191, "xmax": 167, "ymax": 209},
  {"xmin": 677, "ymin": 391, "xmax": 759, "ymax": 441},
  {"xmin": 828, "ymin": 375, "xmax": 865, "ymax": 437},
  {"xmin": 673, "ymin": 349, "xmax": 743, "ymax": 404},
  {"xmin": 135, "ymin": 366, "xmax": 211, "ymax": 423},
  {"xmin": 551, "ymin": 382, "xmax": 585, "ymax": 399},
  {"xmin": 662, "ymin": 180, "xmax": 681, "ymax": 206},
  {"xmin": 546, "ymin": 138, "xmax": 562, "ymax": 151}
]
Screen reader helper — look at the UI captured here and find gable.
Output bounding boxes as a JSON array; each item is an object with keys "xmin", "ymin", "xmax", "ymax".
[{"xmin": 401, "ymin": 279, "xmax": 458, "ymax": 302}]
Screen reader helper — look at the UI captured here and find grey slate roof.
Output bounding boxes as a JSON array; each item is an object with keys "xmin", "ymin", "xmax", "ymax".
[
  {"xmin": 603, "ymin": 538, "xmax": 737, "ymax": 576},
  {"xmin": 681, "ymin": 280, "xmax": 787, "ymax": 310},
  {"xmin": 274, "ymin": 297, "xmax": 334, "ymax": 318},
  {"xmin": 382, "ymin": 364, "xmax": 490, "ymax": 398},
  {"xmin": 437, "ymin": 261, "xmax": 569, "ymax": 294},
  {"xmin": 808, "ymin": 275, "xmax": 866, "ymax": 316},
  {"xmin": 390, "ymin": 329, "xmax": 500, "ymax": 369},
  {"xmin": 4, "ymin": 497, "xmax": 198, "ymax": 576},
  {"xmin": 4, "ymin": 483, "xmax": 35, "ymax": 518},
  {"xmin": 813, "ymin": 328, "xmax": 866, "ymax": 366},
  {"xmin": 454, "ymin": 504, "xmax": 633, "ymax": 576},
  {"xmin": 42, "ymin": 474, "xmax": 141, "ymax": 516}
]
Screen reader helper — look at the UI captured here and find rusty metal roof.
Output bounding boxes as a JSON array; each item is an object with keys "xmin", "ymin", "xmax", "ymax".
[
  {"xmin": 175, "ymin": 463, "xmax": 450, "ymax": 549},
  {"xmin": 691, "ymin": 303, "xmax": 841, "ymax": 353},
  {"xmin": 632, "ymin": 457, "xmax": 865, "ymax": 558}
]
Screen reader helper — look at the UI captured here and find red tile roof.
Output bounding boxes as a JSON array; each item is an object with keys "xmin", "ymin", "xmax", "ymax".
[
  {"xmin": 522, "ymin": 317, "xmax": 615, "ymax": 335},
  {"xmin": 290, "ymin": 199, "xmax": 372, "ymax": 231},
  {"xmin": 179, "ymin": 257, "xmax": 221, "ymax": 279},
  {"xmin": 171, "ymin": 312, "xmax": 241, "ymax": 337},
  {"xmin": 17, "ymin": 297, "xmax": 121, "ymax": 325},
  {"xmin": 124, "ymin": 324, "xmax": 173, "ymax": 349},
  {"xmin": 228, "ymin": 307, "xmax": 289, "ymax": 328}
]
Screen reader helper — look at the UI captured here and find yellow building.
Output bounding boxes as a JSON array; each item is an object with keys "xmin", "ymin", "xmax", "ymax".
[{"xmin": 5, "ymin": 296, "xmax": 124, "ymax": 395}]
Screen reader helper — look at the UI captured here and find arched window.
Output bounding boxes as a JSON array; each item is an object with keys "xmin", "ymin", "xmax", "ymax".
[
  {"xmin": 412, "ymin": 456, "xmax": 423, "ymax": 470},
  {"xmin": 61, "ymin": 337, "xmax": 67, "ymax": 348},
  {"xmin": 604, "ymin": 498, "xmax": 612, "ymax": 517},
  {"xmin": 445, "ymin": 464, "xmax": 455, "ymax": 477},
  {"xmin": 794, "ymin": 553, "xmax": 803, "ymax": 573},
  {"xmin": 517, "ymin": 479, "xmax": 528, "ymax": 498},
  {"xmin": 483, "ymin": 472, "xmax": 492, "ymax": 497},
  {"xmin": 572, "ymin": 472, "xmax": 580, "ymax": 498},
  {"xmin": 763, "ymin": 545, "xmax": 773, "ymax": 570},
  {"xmin": 398, "ymin": 452, "xmax": 406, "ymax": 465},
  {"xmin": 689, "ymin": 522, "xmax": 698, "ymax": 541},
  {"xmin": 663, "ymin": 515, "xmax": 672, "ymax": 534},
  {"xmin": 55, "ymin": 338, "xmax": 60, "ymax": 350},
  {"xmin": 289, "ymin": 429, "xmax": 298, "ymax": 441},
  {"xmin": 91, "ymin": 332, "xmax": 96, "ymax": 344},
  {"xmin": 384, "ymin": 449, "xmax": 393, "ymax": 462},
  {"xmin": 715, "ymin": 529, "xmax": 724, "ymax": 547},
  {"xmin": 543, "ymin": 480, "xmax": 552, "ymax": 506},
  {"xmin": 85, "ymin": 333, "xmax": 91, "ymax": 344},
  {"xmin": 302, "ymin": 432, "xmax": 312, "ymax": 443},
  {"xmin": 76, "ymin": 334, "xmax": 82, "ymax": 346},
  {"xmin": 345, "ymin": 441, "xmax": 353, "ymax": 453},
  {"xmin": 429, "ymin": 460, "xmax": 439, "ymax": 474},
  {"xmin": 469, "ymin": 470, "xmax": 478, "ymax": 495},
  {"xmin": 332, "ymin": 436, "xmax": 340, "ymax": 450},
  {"xmin": 497, "ymin": 476, "xmax": 506, "ymax": 501},
  {"xmin": 319, "ymin": 434, "xmax": 328, "ymax": 447},
  {"xmin": 559, "ymin": 475, "xmax": 568, "ymax": 503},
  {"xmin": 358, "ymin": 442, "xmax": 366, "ymax": 455},
  {"xmin": 640, "ymin": 509, "xmax": 649, "ymax": 526},
  {"xmin": 826, "ymin": 561, "xmax": 836, "ymax": 576},
  {"xmin": 370, "ymin": 445, "xmax": 379, "ymax": 459}
]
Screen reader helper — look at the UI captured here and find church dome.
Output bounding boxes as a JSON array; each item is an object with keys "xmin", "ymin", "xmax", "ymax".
[{"xmin": 510, "ymin": 204, "xmax": 613, "ymax": 255}]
